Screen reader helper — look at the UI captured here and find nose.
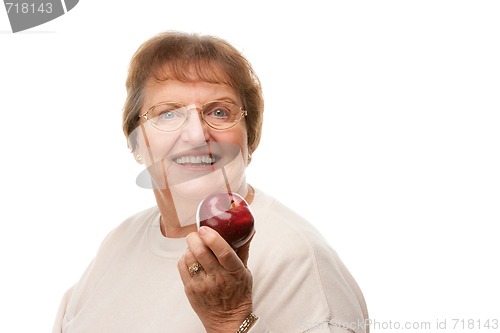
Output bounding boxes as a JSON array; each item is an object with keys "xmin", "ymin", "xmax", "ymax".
[{"xmin": 180, "ymin": 107, "xmax": 209, "ymax": 145}]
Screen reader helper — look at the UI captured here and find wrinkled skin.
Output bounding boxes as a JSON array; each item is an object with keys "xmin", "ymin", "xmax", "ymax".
[{"xmin": 178, "ymin": 226, "xmax": 255, "ymax": 332}]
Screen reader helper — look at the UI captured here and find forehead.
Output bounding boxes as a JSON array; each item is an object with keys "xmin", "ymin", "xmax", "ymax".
[{"xmin": 143, "ymin": 79, "xmax": 241, "ymax": 107}]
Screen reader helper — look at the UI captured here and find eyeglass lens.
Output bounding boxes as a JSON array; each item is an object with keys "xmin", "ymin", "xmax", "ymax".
[{"xmin": 148, "ymin": 101, "xmax": 243, "ymax": 131}]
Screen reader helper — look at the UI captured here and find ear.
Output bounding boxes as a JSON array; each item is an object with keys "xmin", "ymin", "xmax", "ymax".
[
  {"xmin": 246, "ymin": 150, "xmax": 252, "ymax": 165},
  {"xmin": 133, "ymin": 150, "xmax": 144, "ymax": 164}
]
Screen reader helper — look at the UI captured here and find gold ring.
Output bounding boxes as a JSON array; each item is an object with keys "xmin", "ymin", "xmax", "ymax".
[{"xmin": 188, "ymin": 262, "xmax": 204, "ymax": 276}]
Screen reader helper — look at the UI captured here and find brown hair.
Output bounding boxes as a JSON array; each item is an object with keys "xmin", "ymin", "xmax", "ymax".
[{"xmin": 122, "ymin": 31, "xmax": 264, "ymax": 155}]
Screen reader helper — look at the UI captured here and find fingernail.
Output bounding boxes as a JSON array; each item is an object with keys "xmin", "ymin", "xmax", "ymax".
[{"xmin": 198, "ymin": 226, "xmax": 208, "ymax": 236}]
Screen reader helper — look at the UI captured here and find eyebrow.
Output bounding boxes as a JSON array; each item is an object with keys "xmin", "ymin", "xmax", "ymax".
[
  {"xmin": 151, "ymin": 97, "xmax": 240, "ymax": 107},
  {"xmin": 209, "ymin": 96, "xmax": 239, "ymax": 104}
]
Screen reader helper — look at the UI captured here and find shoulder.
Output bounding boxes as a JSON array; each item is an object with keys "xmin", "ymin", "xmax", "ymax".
[
  {"xmin": 250, "ymin": 187, "xmax": 334, "ymax": 260},
  {"xmin": 96, "ymin": 206, "xmax": 159, "ymax": 253},
  {"xmin": 73, "ymin": 207, "xmax": 159, "ymax": 284},
  {"xmin": 249, "ymin": 188, "xmax": 368, "ymax": 328}
]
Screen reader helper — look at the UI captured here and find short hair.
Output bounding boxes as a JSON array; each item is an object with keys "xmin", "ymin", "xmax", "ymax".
[{"xmin": 122, "ymin": 31, "xmax": 264, "ymax": 155}]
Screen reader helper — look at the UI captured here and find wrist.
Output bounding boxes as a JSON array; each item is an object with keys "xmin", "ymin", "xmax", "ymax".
[
  {"xmin": 236, "ymin": 313, "xmax": 258, "ymax": 333},
  {"xmin": 203, "ymin": 309, "xmax": 255, "ymax": 333}
]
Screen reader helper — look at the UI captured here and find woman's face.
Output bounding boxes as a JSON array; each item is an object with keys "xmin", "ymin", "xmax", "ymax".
[{"xmin": 134, "ymin": 79, "xmax": 249, "ymax": 200}]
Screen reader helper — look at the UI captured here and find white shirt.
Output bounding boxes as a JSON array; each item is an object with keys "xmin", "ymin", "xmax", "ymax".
[{"xmin": 53, "ymin": 188, "xmax": 369, "ymax": 332}]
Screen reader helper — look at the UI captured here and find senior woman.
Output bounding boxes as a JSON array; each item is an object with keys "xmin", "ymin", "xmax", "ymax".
[{"xmin": 53, "ymin": 31, "xmax": 369, "ymax": 333}]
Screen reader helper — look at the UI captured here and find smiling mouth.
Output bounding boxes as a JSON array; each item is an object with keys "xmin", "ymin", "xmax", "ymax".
[{"xmin": 173, "ymin": 154, "xmax": 220, "ymax": 167}]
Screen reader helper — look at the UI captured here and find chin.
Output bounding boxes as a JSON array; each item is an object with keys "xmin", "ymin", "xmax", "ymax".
[
  {"xmin": 171, "ymin": 178, "xmax": 223, "ymax": 201},
  {"xmin": 171, "ymin": 170, "xmax": 246, "ymax": 201}
]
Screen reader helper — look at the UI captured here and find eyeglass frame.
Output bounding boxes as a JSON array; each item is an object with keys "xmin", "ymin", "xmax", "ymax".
[{"xmin": 140, "ymin": 100, "xmax": 248, "ymax": 132}]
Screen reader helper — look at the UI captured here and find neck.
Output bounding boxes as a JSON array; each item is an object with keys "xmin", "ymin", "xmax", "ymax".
[{"xmin": 160, "ymin": 216, "xmax": 197, "ymax": 238}]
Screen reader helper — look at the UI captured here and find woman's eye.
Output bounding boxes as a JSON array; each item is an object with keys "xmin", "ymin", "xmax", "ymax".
[
  {"xmin": 159, "ymin": 111, "xmax": 176, "ymax": 120},
  {"xmin": 157, "ymin": 107, "xmax": 186, "ymax": 121},
  {"xmin": 208, "ymin": 107, "xmax": 229, "ymax": 118}
]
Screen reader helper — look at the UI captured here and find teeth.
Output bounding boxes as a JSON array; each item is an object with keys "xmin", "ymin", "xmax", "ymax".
[{"xmin": 175, "ymin": 155, "xmax": 216, "ymax": 165}]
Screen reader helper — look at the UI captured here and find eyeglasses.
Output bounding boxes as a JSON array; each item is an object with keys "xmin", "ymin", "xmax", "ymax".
[{"xmin": 140, "ymin": 100, "xmax": 248, "ymax": 132}]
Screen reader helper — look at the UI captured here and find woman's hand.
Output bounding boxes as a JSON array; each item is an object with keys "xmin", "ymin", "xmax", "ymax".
[{"xmin": 178, "ymin": 226, "xmax": 255, "ymax": 333}]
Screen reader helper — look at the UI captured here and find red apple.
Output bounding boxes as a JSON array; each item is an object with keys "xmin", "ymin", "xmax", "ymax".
[{"xmin": 196, "ymin": 191, "xmax": 255, "ymax": 249}]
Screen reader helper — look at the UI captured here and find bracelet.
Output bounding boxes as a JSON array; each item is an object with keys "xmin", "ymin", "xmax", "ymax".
[{"xmin": 236, "ymin": 313, "xmax": 258, "ymax": 333}]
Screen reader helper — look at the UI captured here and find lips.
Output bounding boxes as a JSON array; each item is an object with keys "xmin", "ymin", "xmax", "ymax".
[
  {"xmin": 135, "ymin": 142, "xmax": 242, "ymax": 189},
  {"xmin": 171, "ymin": 149, "xmax": 221, "ymax": 168}
]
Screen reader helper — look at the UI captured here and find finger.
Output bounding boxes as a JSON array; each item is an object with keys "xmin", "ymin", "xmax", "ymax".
[
  {"xmin": 198, "ymin": 226, "xmax": 244, "ymax": 273},
  {"xmin": 178, "ymin": 244, "xmax": 206, "ymax": 282},
  {"xmin": 184, "ymin": 247, "xmax": 206, "ymax": 277},
  {"xmin": 177, "ymin": 252, "xmax": 192, "ymax": 285},
  {"xmin": 186, "ymin": 231, "xmax": 220, "ymax": 273},
  {"xmin": 183, "ymin": 247, "xmax": 198, "ymax": 268}
]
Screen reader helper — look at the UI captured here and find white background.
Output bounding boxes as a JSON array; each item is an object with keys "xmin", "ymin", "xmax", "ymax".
[{"xmin": 1, "ymin": 1, "xmax": 499, "ymax": 332}]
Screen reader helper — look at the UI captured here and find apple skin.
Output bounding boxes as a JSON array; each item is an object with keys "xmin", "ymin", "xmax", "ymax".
[{"xmin": 196, "ymin": 192, "xmax": 255, "ymax": 250}]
